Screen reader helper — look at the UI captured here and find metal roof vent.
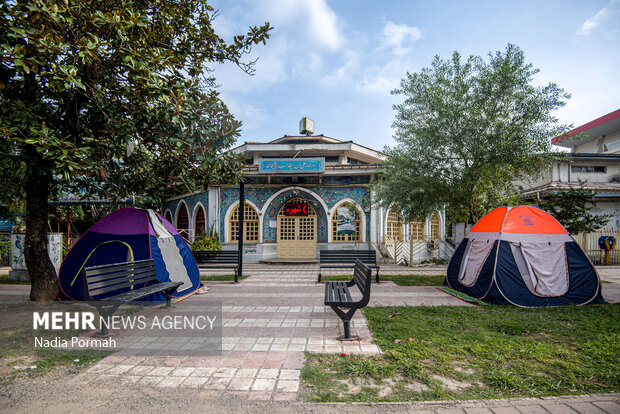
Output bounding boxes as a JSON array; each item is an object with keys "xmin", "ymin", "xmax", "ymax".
[{"xmin": 299, "ymin": 117, "xmax": 314, "ymax": 135}]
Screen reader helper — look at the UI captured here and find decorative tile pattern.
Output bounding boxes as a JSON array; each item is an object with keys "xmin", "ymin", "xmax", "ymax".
[
  {"xmin": 220, "ymin": 187, "xmax": 280, "ymax": 242},
  {"xmin": 314, "ymin": 186, "xmax": 370, "ymax": 210},
  {"xmin": 163, "ymin": 192, "xmax": 209, "ymax": 226},
  {"xmin": 262, "ymin": 189, "xmax": 327, "ymax": 243},
  {"xmin": 165, "ymin": 183, "xmax": 373, "ymax": 244}
]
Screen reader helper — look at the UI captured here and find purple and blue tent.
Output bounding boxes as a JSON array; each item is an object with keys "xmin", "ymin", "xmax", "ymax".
[{"xmin": 58, "ymin": 208, "xmax": 201, "ymax": 302}]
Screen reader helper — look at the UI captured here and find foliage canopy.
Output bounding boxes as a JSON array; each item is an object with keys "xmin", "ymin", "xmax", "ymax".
[
  {"xmin": 535, "ymin": 184, "xmax": 608, "ymax": 234},
  {"xmin": 0, "ymin": 0, "xmax": 271, "ymax": 300},
  {"xmin": 375, "ymin": 44, "xmax": 569, "ymax": 223}
]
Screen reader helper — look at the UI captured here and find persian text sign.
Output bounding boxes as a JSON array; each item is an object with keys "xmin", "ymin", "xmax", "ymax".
[
  {"xmin": 283, "ymin": 203, "xmax": 309, "ymax": 216},
  {"xmin": 258, "ymin": 158, "xmax": 325, "ymax": 174}
]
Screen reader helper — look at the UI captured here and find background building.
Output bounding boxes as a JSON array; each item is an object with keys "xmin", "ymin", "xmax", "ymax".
[
  {"xmin": 162, "ymin": 118, "xmax": 447, "ymax": 262},
  {"xmin": 521, "ymin": 108, "xmax": 620, "ymax": 229},
  {"xmin": 521, "ymin": 109, "xmax": 620, "ymax": 263}
]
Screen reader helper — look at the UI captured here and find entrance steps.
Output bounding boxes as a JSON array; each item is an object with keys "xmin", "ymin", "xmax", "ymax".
[{"xmin": 259, "ymin": 258, "xmax": 319, "ymax": 265}]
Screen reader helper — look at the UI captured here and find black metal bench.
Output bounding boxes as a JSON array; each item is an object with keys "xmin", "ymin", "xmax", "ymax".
[
  {"xmin": 193, "ymin": 250, "xmax": 241, "ymax": 283},
  {"xmin": 81, "ymin": 259, "xmax": 182, "ymax": 336},
  {"xmin": 324, "ymin": 260, "xmax": 372, "ymax": 340},
  {"xmin": 318, "ymin": 249, "xmax": 379, "ymax": 283}
]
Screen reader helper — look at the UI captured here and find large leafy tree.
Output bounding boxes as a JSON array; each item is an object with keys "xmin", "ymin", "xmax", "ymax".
[
  {"xmin": 0, "ymin": 1, "xmax": 271, "ymax": 300},
  {"xmin": 375, "ymin": 44, "xmax": 569, "ymax": 224}
]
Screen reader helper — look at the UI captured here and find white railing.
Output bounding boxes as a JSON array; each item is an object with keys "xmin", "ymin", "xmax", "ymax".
[
  {"xmin": 384, "ymin": 230, "xmax": 620, "ymax": 265},
  {"xmin": 573, "ymin": 229, "xmax": 620, "ymax": 265},
  {"xmin": 384, "ymin": 237, "xmax": 457, "ymax": 265},
  {"xmin": 177, "ymin": 229, "xmax": 195, "ymax": 244}
]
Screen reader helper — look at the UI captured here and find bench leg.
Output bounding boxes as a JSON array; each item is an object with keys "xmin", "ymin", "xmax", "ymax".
[
  {"xmin": 234, "ymin": 269, "xmax": 238, "ymax": 284},
  {"xmin": 330, "ymin": 306, "xmax": 358, "ymax": 340},
  {"xmin": 94, "ymin": 303, "xmax": 120, "ymax": 337},
  {"xmin": 318, "ymin": 273, "xmax": 322, "ymax": 283},
  {"xmin": 376, "ymin": 268, "xmax": 380, "ymax": 283},
  {"xmin": 160, "ymin": 288, "xmax": 177, "ymax": 309},
  {"xmin": 342, "ymin": 320, "xmax": 352, "ymax": 339}
]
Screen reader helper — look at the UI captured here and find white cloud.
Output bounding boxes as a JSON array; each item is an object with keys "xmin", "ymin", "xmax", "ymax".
[
  {"xmin": 382, "ymin": 21, "xmax": 421, "ymax": 56},
  {"xmin": 211, "ymin": 35, "xmax": 290, "ymax": 94},
  {"xmin": 577, "ymin": 0, "xmax": 620, "ymax": 36},
  {"xmin": 255, "ymin": 0, "xmax": 345, "ymax": 51},
  {"xmin": 304, "ymin": 0, "xmax": 344, "ymax": 50},
  {"xmin": 319, "ymin": 49, "xmax": 360, "ymax": 87},
  {"xmin": 211, "ymin": 0, "xmax": 347, "ymax": 95}
]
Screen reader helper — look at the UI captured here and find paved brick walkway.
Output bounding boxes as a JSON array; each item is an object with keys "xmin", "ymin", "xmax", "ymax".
[
  {"xmin": 71, "ymin": 270, "xmax": 389, "ymax": 401},
  {"xmin": 2, "ymin": 263, "xmax": 619, "ymax": 409},
  {"xmin": 66, "ymin": 266, "xmax": 475, "ymax": 401}
]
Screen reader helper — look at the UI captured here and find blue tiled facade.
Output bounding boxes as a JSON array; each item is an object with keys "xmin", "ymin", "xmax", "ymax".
[
  {"xmin": 261, "ymin": 188, "xmax": 328, "ymax": 243},
  {"xmin": 160, "ymin": 131, "xmax": 386, "ymax": 260},
  {"xmin": 165, "ymin": 181, "xmax": 372, "ymax": 245},
  {"xmin": 162, "ymin": 192, "xmax": 208, "ymax": 226}
]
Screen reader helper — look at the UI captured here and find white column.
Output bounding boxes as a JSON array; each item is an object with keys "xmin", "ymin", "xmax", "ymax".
[
  {"xmin": 370, "ymin": 202, "xmax": 378, "ymax": 244},
  {"xmin": 208, "ymin": 186, "xmax": 220, "ymax": 235}
]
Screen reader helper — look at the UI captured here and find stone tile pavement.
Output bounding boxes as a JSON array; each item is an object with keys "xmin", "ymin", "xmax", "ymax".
[
  {"xmin": 1, "ymin": 263, "xmax": 619, "ymax": 409},
  {"xmin": 69, "ymin": 270, "xmax": 396, "ymax": 402}
]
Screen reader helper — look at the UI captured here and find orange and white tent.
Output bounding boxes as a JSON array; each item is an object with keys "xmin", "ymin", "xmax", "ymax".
[{"xmin": 446, "ymin": 206, "xmax": 604, "ymax": 306}]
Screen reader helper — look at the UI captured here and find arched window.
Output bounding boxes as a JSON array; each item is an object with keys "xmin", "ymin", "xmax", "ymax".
[
  {"xmin": 164, "ymin": 210, "xmax": 173, "ymax": 224},
  {"xmin": 430, "ymin": 211, "xmax": 441, "ymax": 239},
  {"xmin": 386, "ymin": 208, "xmax": 402, "ymax": 241},
  {"xmin": 331, "ymin": 203, "xmax": 361, "ymax": 242},
  {"xmin": 177, "ymin": 203, "xmax": 189, "ymax": 231},
  {"xmin": 194, "ymin": 205, "xmax": 206, "ymax": 236},
  {"xmin": 409, "ymin": 220, "xmax": 424, "ymax": 241},
  {"xmin": 229, "ymin": 203, "xmax": 259, "ymax": 242}
]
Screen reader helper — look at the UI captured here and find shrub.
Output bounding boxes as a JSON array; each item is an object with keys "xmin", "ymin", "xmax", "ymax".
[{"xmin": 191, "ymin": 229, "xmax": 221, "ymax": 251}]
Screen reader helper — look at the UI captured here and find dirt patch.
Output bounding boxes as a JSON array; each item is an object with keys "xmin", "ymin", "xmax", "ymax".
[
  {"xmin": 430, "ymin": 374, "xmax": 472, "ymax": 391},
  {"xmin": 453, "ymin": 363, "xmax": 475, "ymax": 375},
  {"xmin": 336, "ymin": 375, "xmax": 429, "ymax": 398},
  {"xmin": 403, "ymin": 380, "xmax": 430, "ymax": 393}
]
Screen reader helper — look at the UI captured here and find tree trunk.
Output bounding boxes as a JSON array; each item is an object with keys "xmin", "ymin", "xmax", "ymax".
[{"xmin": 25, "ymin": 162, "xmax": 58, "ymax": 301}]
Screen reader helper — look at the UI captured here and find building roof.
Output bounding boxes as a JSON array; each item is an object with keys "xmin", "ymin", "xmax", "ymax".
[
  {"xmin": 552, "ymin": 108, "xmax": 620, "ymax": 147},
  {"xmin": 232, "ymin": 134, "xmax": 385, "ymax": 165},
  {"xmin": 522, "ymin": 181, "xmax": 620, "ymax": 197}
]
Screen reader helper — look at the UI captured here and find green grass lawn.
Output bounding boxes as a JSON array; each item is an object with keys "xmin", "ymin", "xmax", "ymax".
[
  {"xmin": 301, "ymin": 304, "xmax": 620, "ymax": 402},
  {"xmin": 320, "ymin": 274, "xmax": 445, "ymax": 286},
  {"xmin": 0, "ymin": 274, "xmax": 30, "ymax": 285},
  {"xmin": 200, "ymin": 274, "xmax": 249, "ymax": 282}
]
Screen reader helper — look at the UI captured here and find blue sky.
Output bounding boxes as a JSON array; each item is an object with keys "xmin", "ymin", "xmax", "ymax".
[{"xmin": 209, "ymin": 0, "xmax": 620, "ymax": 150}]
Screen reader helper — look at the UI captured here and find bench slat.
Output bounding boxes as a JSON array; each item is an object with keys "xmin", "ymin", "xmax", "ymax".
[
  {"xmin": 81, "ymin": 259, "xmax": 183, "ymax": 335},
  {"xmin": 318, "ymin": 250, "xmax": 379, "ymax": 283},
  {"xmin": 104, "ymin": 281, "xmax": 182, "ymax": 302},
  {"xmin": 88, "ymin": 275, "xmax": 157, "ymax": 296},
  {"xmin": 85, "ymin": 266, "xmax": 156, "ymax": 283},
  {"xmin": 82, "ymin": 260, "xmax": 155, "ymax": 275},
  {"xmin": 83, "ymin": 260, "xmax": 175, "ymax": 300},
  {"xmin": 324, "ymin": 260, "xmax": 371, "ymax": 306},
  {"xmin": 87, "ymin": 272, "xmax": 156, "ymax": 289}
]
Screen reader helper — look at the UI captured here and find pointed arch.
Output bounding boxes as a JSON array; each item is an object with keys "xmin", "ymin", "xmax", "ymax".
[
  {"xmin": 224, "ymin": 200, "xmax": 260, "ymax": 243},
  {"xmin": 193, "ymin": 202, "xmax": 207, "ymax": 236},
  {"xmin": 261, "ymin": 186, "xmax": 329, "ymax": 218},
  {"xmin": 164, "ymin": 209, "xmax": 173, "ymax": 224},
  {"xmin": 385, "ymin": 206, "xmax": 403, "ymax": 241},
  {"xmin": 175, "ymin": 200, "xmax": 190, "ymax": 240},
  {"xmin": 329, "ymin": 199, "xmax": 366, "ymax": 242}
]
